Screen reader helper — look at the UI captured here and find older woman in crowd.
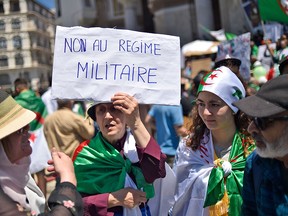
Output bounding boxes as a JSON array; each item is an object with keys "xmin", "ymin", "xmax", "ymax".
[
  {"xmin": 72, "ymin": 92, "xmax": 167, "ymax": 216},
  {"xmin": 0, "ymin": 90, "xmax": 83, "ymax": 215}
]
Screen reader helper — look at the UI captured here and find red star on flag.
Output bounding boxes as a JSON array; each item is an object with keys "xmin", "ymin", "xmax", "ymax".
[
  {"xmin": 29, "ymin": 133, "xmax": 37, "ymax": 143},
  {"xmin": 209, "ymin": 73, "xmax": 218, "ymax": 80}
]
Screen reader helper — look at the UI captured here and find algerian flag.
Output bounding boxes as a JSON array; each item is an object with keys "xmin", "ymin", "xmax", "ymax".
[
  {"xmin": 15, "ymin": 90, "xmax": 51, "ymax": 174},
  {"xmin": 197, "ymin": 66, "xmax": 245, "ymax": 113},
  {"xmin": 258, "ymin": 0, "xmax": 288, "ymax": 23},
  {"xmin": 210, "ymin": 29, "xmax": 236, "ymax": 41},
  {"xmin": 199, "ymin": 25, "xmax": 236, "ymax": 42}
]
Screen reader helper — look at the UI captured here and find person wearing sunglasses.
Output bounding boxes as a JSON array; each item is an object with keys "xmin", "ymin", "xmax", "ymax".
[
  {"xmin": 171, "ymin": 66, "xmax": 255, "ymax": 216},
  {"xmin": 233, "ymin": 74, "xmax": 288, "ymax": 216},
  {"xmin": 0, "ymin": 90, "xmax": 83, "ymax": 215}
]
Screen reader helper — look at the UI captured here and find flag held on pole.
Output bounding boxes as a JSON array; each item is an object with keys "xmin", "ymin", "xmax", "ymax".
[{"xmin": 258, "ymin": 0, "xmax": 288, "ymax": 23}]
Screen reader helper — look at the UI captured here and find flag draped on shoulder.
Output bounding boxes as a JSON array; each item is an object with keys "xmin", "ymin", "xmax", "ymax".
[
  {"xmin": 15, "ymin": 90, "xmax": 51, "ymax": 174},
  {"xmin": 258, "ymin": 0, "xmax": 288, "ymax": 23}
]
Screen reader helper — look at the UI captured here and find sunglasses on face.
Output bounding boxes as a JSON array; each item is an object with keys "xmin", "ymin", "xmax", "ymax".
[
  {"xmin": 252, "ymin": 116, "xmax": 288, "ymax": 131},
  {"xmin": 16, "ymin": 127, "xmax": 28, "ymax": 135}
]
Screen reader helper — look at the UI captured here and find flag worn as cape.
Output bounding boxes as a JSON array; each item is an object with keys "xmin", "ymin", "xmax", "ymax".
[{"xmin": 258, "ymin": 0, "xmax": 288, "ymax": 23}]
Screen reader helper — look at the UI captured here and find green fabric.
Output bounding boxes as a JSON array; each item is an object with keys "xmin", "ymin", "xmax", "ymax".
[
  {"xmin": 252, "ymin": 65, "xmax": 267, "ymax": 80},
  {"xmin": 14, "ymin": 90, "xmax": 47, "ymax": 131},
  {"xmin": 197, "ymin": 71, "xmax": 211, "ymax": 93},
  {"xmin": 73, "ymin": 132, "xmax": 154, "ymax": 198},
  {"xmin": 251, "ymin": 45, "xmax": 259, "ymax": 57},
  {"xmin": 203, "ymin": 131, "xmax": 255, "ymax": 216},
  {"xmin": 225, "ymin": 32, "xmax": 237, "ymax": 41},
  {"xmin": 258, "ymin": 0, "xmax": 288, "ymax": 23}
]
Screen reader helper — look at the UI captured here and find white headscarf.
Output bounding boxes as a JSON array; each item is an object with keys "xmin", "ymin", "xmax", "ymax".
[
  {"xmin": 0, "ymin": 142, "xmax": 45, "ymax": 214},
  {"xmin": 197, "ymin": 66, "xmax": 245, "ymax": 113}
]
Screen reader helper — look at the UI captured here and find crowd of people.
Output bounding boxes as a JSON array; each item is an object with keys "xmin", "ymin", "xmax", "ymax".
[{"xmin": 0, "ymin": 31, "xmax": 288, "ymax": 216}]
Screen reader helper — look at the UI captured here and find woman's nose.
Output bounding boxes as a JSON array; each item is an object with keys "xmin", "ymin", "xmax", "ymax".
[
  {"xmin": 104, "ymin": 111, "xmax": 113, "ymax": 118},
  {"xmin": 203, "ymin": 107, "xmax": 212, "ymax": 116}
]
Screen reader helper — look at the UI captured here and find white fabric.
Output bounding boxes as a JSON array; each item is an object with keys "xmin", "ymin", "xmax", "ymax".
[
  {"xmin": 199, "ymin": 66, "xmax": 245, "ymax": 113},
  {"xmin": 0, "ymin": 142, "xmax": 30, "ymax": 209},
  {"xmin": 172, "ymin": 132, "xmax": 216, "ymax": 216},
  {"xmin": 24, "ymin": 174, "xmax": 46, "ymax": 214},
  {"xmin": 222, "ymin": 161, "xmax": 232, "ymax": 177},
  {"xmin": 123, "ymin": 130, "xmax": 176, "ymax": 216},
  {"xmin": 0, "ymin": 142, "xmax": 45, "ymax": 214},
  {"xmin": 29, "ymin": 127, "xmax": 51, "ymax": 174},
  {"xmin": 41, "ymin": 87, "xmax": 58, "ymax": 115},
  {"xmin": 123, "ymin": 130, "xmax": 139, "ymax": 163},
  {"xmin": 148, "ymin": 163, "xmax": 176, "ymax": 216}
]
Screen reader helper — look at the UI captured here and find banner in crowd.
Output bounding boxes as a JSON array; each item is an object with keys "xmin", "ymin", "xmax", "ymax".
[
  {"xmin": 52, "ymin": 26, "xmax": 181, "ymax": 105},
  {"xmin": 258, "ymin": 0, "xmax": 288, "ymax": 23},
  {"xmin": 217, "ymin": 32, "xmax": 251, "ymax": 82}
]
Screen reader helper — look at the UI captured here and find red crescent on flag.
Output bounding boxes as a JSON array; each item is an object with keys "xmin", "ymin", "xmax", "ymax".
[
  {"xmin": 278, "ymin": 0, "xmax": 288, "ymax": 15},
  {"xmin": 213, "ymin": 69, "xmax": 223, "ymax": 73},
  {"xmin": 200, "ymin": 79, "xmax": 213, "ymax": 85},
  {"xmin": 200, "ymin": 69, "xmax": 223, "ymax": 85}
]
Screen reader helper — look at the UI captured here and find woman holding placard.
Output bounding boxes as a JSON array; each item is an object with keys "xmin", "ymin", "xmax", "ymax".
[{"xmin": 72, "ymin": 92, "xmax": 167, "ymax": 216}]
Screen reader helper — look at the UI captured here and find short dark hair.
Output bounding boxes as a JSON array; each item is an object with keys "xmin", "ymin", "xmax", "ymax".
[{"xmin": 14, "ymin": 78, "xmax": 28, "ymax": 87}]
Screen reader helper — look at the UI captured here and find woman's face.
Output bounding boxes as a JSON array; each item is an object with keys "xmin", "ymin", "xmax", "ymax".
[
  {"xmin": 95, "ymin": 103, "xmax": 126, "ymax": 144},
  {"xmin": 1, "ymin": 124, "xmax": 32, "ymax": 163},
  {"xmin": 196, "ymin": 91, "xmax": 235, "ymax": 131}
]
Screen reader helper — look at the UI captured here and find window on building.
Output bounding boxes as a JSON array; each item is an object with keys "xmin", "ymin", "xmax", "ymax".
[
  {"xmin": 11, "ymin": 18, "xmax": 21, "ymax": 29},
  {"xmin": 84, "ymin": 0, "xmax": 91, "ymax": 7},
  {"xmin": 0, "ymin": 74, "xmax": 11, "ymax": 85},
  {"xmin": 10, "ymin": 0, "xmax": 20, "ymax": 12},
  {"xmin": 0, "ymin": 20, "xmax": 5, "ymax": 31},
  {"xmin": 0, "ymin": 55, "xmax": 8, "ymax": 67},
  {"xmin": 0, "ymin": 2, "xmax": 4, "ymax": 13},
  {"xmin": 0, "ymin": 37, "xmax": 7, "ymax": 49},
  {"xmin": 112, "ymin": 0, "xmax": 124, "ymax": 16},
  {"xmin": 15, "ymin": 53, "xmax": 24, "ymax": 65},
  {"xmin": 13, "ymin": 35, "xmax": 22, "ymax": 49}
]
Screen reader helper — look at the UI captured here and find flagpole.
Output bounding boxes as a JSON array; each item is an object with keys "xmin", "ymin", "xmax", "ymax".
[{"xmin": 261, "ymin": 20, "xmax": 275, "ymax": 64}]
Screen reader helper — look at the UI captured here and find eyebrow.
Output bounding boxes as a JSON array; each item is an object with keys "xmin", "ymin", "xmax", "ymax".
[{"xmin": 196, "ymin": 98, "xmax": 222, "ymax": 103}]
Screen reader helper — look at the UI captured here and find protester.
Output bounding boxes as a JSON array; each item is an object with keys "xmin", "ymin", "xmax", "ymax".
[
  {"xmin": 214, "ymin": 55, "xmax": 250, "ymax": 94},
  {"xmin": 72, "ymin": 92, "xmax": 167, "ymax": 216},
  {"xmin": 214, "ymin": 54, "xmax": 242, "ymax": 76},
  {"xmin": 233, "ymin": 75, "xmax": 288, "ymax": 215},
  {"xmin": 172, "ymin": 66, "xmax": 255, "ymax": 215},
  {"xmin": 145, "ymin": 104, "xmax": 188, "ymax": 166},
  {"xmin": 14, "ymin": 78, "xmax": 51, "ymax": 197},
  {"xmin": 44, "ymin": 99, "xmax": 95, "ymax": 158},
  {"xmin": 278, "ymin": 49, "xmax": 288, "ymax": 75},
  {"xmin": 0, "ymin": 90, "xmax": 83, "ymax": 215},
  {"xmin": 274, "ymin": 34, "xmax": 288, "ymax": 63}
]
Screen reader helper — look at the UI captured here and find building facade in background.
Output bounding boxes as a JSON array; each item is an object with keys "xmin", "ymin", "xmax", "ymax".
[
  {"xmin": 55, "ymin": 0, "xmax": 253, "ymax": 47},
  {"xmin": 0, "ymin": 0, "xmax": 55, "ymax": 91}
]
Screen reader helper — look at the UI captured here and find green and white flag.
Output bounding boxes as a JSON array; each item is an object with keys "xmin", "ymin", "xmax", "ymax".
[{"xmin": 258, "ymin": 0, "xmax": 288, "ymax": 23}]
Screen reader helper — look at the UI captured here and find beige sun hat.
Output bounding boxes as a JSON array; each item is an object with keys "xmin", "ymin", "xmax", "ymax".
[{"xmin": 0, "ymin": 90, "xmax": 36, "ymax": 139}]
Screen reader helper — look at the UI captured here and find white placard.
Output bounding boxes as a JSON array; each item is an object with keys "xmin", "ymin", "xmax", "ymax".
[{"xmin": 51, "ymin": 26, "xmax": 181, "ymax": 105}]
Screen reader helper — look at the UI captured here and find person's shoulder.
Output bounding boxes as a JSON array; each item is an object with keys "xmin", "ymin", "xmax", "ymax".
[
  {"xmin": 41, "ymin": 87, "xmax": 52, "ymax": 99},
  {"xmin": 247, "ymin": 151, "xmax": 276, "ymax": 169}
]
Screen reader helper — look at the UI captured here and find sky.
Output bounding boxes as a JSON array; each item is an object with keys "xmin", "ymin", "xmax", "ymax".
[{"xmin": 36, "ymin": 0, "xmax": 55, "ymax": 9}]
